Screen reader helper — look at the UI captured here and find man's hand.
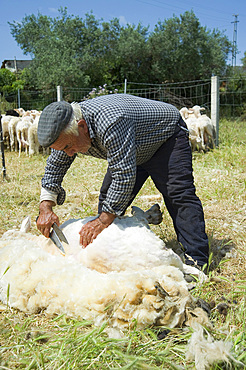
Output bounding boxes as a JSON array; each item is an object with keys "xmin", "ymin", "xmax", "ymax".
[
  {"xmin": 37, "ymin": 200, "xmax": 60, "ymax": 238},
  {"xmin": 79, "ymin": 212, "xmax": 116, "ymax": 247}
]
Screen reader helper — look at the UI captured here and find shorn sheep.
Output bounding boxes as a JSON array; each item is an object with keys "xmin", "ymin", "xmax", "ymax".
[
  {"xmin": 8, "ymin": 116, "xmax": 20, "ymax": 152},
  {"xmin": 16, "ymin": 115, "xmax": 34, "ymax": 156},
  {"xmin": 1, "ymin": 115, "xmax": 12, "ymax": 149},
  {"xmin": 28, "ymin": 115, "xmax": 40, "ymax": 156},
  {"xmin": 0, "ymin": 205, "xmax": 237, "ymax": 369},
  {"xmin": 180, "ymin": 105, "xmax": 215, "ymax": 151},
  {"xmin": 189, "ymin": 105, "xmax": 215, "ymax": 150},
  {"xmin": 1, "ymin": 108, "xmax": 49, "ymax": 155},
  {"xmin": 180, "ymin": 107, "xmax": 203, "ymax": 151},
  {"xmin": 1, "ymin": 110, "xmax": 20, "ymax": 150},
  {"xmin": 28, "ymin": 112, "xmax": 43, "ymax": 156}
]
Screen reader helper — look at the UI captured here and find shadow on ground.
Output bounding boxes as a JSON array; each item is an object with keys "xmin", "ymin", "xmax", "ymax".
[{"xmin": 163, "ymin": 234, "xmax": 235, "ymax": 272}]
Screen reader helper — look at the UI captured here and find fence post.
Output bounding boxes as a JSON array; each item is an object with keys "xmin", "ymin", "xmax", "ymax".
[
  {"xmin": 124, "ymin": 79, "xmax": 127, "ymax": 94},
  {"xmin": 57, "ymin": 86, "xmax": 63, "ymax": 101},
  {"xmin": 211, "ymin": 76, "xmax": 219, "ymax": 147},
  {"xmin": 17, "ymin": 89, "xmax": 21, "ymax": 108}
]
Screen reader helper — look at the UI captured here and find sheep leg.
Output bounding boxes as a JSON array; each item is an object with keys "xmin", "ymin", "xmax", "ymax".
[{"xmin": 17, "ymin": 131, "xmax": 22, "ymax": 157}]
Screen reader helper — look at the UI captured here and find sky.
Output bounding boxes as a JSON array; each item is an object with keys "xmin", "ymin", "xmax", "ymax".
[{"xmin": 0, "ymin": 0, "xmax": 245, "ymax": 66}]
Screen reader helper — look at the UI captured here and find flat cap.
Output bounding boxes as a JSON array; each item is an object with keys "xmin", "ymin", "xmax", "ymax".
[{"xmin": 38, "ymin": 101, "xmax": 73, "ymax": 147}]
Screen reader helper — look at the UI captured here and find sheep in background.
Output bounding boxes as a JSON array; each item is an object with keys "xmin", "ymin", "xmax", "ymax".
[
  {"xmin": 179, "ymin": 107, "xmax": 203, "ymax": 151},
  {"xmin": 28, "ymin": 112, "xmax": 49, "ymax": 156},
  {"xmin": 8, "ymin": 116, "xmax": 21, "ymax": 152},
  {"xmin": 16, "ymin": 116, "xmax": 34, "ymax": 156},
  {"xmin": 196, "ymin": 115, "xmax": 215, "ymax": 150},
  {"xmin": 0, "ymin": 115, "xmax": 12, "ymax": 149},
  {"xmin": 15, "ymin": 107, "xmax": 25, "ymax": 116},
  {"xmin": 28, "ymin": 117, "xmax": 39, "ymax": 156},
  {"xmin": 1, "ymin": 108, "xmax": 48, "ymax": 155},
  {"xmin": 179, "ymin": 107, "xmax": 192, "ymax": 121},
  {"xmin": 28, "ymin": 113, "xmax": 41, "ymax": 156},
  {"xmin": 189, "ymin": 105, "xmax": 215, "ymax": 150},
  {"xmin": 180, "ymin": 106, "xmax": 215, "ymax": 151}
]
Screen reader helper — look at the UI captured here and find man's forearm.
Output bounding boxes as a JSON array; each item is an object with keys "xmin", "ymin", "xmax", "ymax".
[
  {"xmin": 98, "ymin": 212, "xmax": 116, "ymax": 227},
  {"xmin": 39, "ymin": 200, "xmax": 56, "ymax": 212}
]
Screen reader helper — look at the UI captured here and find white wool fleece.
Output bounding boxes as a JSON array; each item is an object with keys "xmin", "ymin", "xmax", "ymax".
[
  {"xmin": 0, "ymin": 212, "xmax": 203, "ymax": 329},
  {"xmin": 0, "ymin": 212, "xmax": 234, "ymax": 370}
]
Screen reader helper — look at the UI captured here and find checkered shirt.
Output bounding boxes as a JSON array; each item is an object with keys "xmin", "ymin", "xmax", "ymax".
[{"xmin": 41, "ymin": 94, "xmax": 180, "ymax": 215}]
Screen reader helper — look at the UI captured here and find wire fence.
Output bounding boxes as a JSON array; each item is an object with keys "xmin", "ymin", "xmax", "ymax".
[
  {"xmin": 0, "ymin": 77, "xmax": 245, "ymax": 119},
  {"xmin": 123, "ymin": 80, "xmax": 212, "ymax": 111}
]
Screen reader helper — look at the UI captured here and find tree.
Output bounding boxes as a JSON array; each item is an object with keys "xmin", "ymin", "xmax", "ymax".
[
  {"xmin": 0, "ymin": 69, "xmax": 25, "ymax": 95},
  {"xmin": 9, "ymin": 8, "xmax": 151, "ymax": 88},
  {"xmin": 9, "ymin": 8, "xmax": 92, "ymax": 89},
  {"xmin": 9, "ymin": 9, "xmax": 232, "ymax": 88},
  {"xmin": 113, "ymin": 23, "xmax": 150, "ymax": 83},
  {"xmin": 148, "ymin": 11, "xmax": 231, "ymax": 82}
]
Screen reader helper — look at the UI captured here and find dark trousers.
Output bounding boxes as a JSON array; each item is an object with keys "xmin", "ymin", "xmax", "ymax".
[{"xmin": 98, "ymin": 120, "xmax": 209, "ymax": 267}]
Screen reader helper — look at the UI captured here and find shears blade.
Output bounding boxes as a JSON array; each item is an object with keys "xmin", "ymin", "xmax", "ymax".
[
  {"xmin": 49, "ymin": 223, "xmax": 68, "ymax": 255},
  {"xmin": 52, "ymin": 223, "xmax": 69, "ymax": 244}
]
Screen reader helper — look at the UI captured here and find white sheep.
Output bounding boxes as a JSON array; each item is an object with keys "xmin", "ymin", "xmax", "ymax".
[
  {"xmin": 15, "ymin": 107, "xmax": 26, "ymax": 116},
  {"xmin": 0, "ymin": 115, "xmax": 12, "ymax": 149},
  {"xmin": 28, "ymin": 117, "xmax": 39, "ymax": 156},
  {"xmin": 179, "ymin": 108, "xmax": 203, "ymax": 151},
  {"xmin": 179, "ymin": 107, "xmax": 192, "ymax": 121},
  {"xmin": 188, "ymin": 105, "xmax": 205, "ymax": 119},
  {"xmin": 28, "ymin": 112, "xmax": 43, "ymax": 156},
  {"xmin": 16, "ymin": 116, "xmax": 33, "ymax": 156},
  {"xmin": 27, "ymin": 111, "xmax": 49, "ymax": 156},
  {"xmin": 196, "ymin": 115, "xmax": 215, "ymax": 150},
  {"xmin": 8, "ymin": 116, "xmax": 21, "ymax": 152},
  {"xmin": 189, "ymin": 105, "xmax": 215, "ymax": 150},
  {"xmin": 180, "ymin": 106, "xmax": 215, "ymax": 151}
]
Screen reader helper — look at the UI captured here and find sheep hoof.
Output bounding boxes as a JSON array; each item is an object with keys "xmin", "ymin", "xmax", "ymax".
[{"xmin": 144, "ymin": 204, "xmax": 163, "ymax": 225}]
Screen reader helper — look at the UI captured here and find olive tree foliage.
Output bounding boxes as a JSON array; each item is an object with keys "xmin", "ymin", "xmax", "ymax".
[
  {"xmin": 9, "ymin": 8, "xmax": 231, "ymax": 88},
  {"xmin": 9, "ymin": 8, "xmax": 98, "ymax": 88},
  {"xmin": 106, "ymin": 23, "xmax": 150, "ymax": 83},
  {"xmin": 148, "ymin": 11, "xmax": 231, "ymax": 82},
  {"xmin": 0, "ymin": 69, "xmax": 25, "ymax": 95},
  {"xmin": 9, "ymin": 8, "xmax": 149, "ymax": 88}
]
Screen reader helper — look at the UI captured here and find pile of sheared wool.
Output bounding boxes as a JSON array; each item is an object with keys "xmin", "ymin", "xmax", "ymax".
[
  {"xmin": 0, "ymin": 206, "xmax": 205, "ymax": 329},
  {"xmin": 1, "ymin": 206, "xmax": 237, "ymax": 369}
]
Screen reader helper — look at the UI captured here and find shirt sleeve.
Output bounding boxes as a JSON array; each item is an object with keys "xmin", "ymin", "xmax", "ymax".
[
  {"xmin": 41, "ymin": 149, "xmax": 76, "ymax": 205},
  {"xmin": 40, "ymin": 187, "xmax": 58, "ymax": 204},
  {"xmin": 101, "ymin": 117, "xmax": 137, "ymax": 216}
]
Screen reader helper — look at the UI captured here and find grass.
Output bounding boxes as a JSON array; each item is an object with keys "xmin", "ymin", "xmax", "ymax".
[{"xmin": 0, "ymin": 118, "xmax": 246, "ymax": 369}]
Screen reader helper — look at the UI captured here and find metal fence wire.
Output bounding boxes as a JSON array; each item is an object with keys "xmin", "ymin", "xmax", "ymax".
[
  {"xmin": 0, "ymin": 77, "xmax": 245, "ymax": 118},
  {"xmin": 123, "ymin": 80, "xmax": 212, "ymax": 111}
]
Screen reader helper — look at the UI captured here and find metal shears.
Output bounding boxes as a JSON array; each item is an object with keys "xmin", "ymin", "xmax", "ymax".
[
  {"xmin": 50, "ymin": 222, "xmax": 69, "ymax": 255},
  {"xmin": 36, "ymin": 216, "xmax": 69, "ymax": 255}
]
